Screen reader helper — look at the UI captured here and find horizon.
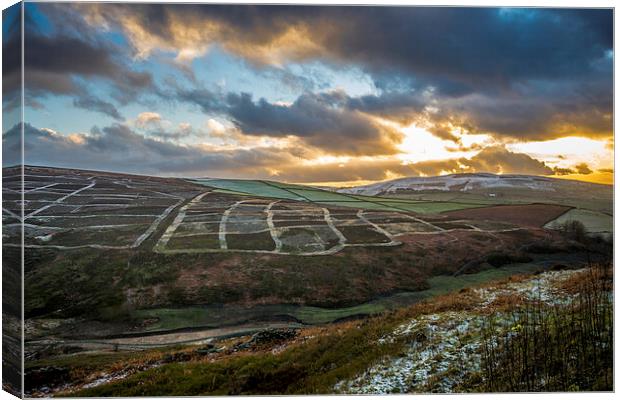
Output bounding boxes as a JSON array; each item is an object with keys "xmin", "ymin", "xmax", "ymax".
[
  {"xmin": 2, "ymin": 4, "xmax": 613, "ymax": 186},
  {"xmin": 3, "ymin": 163, "xmax": 614, "ymax": 188}
]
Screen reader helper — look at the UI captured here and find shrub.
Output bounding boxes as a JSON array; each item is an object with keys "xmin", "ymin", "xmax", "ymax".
[
  {"xmin": 557, "ymin": 220, "xmax": 588, "ymax": 243},
  {"xmin": 479, "ymin": 263, "xmax": 613, "ymax": 392}
]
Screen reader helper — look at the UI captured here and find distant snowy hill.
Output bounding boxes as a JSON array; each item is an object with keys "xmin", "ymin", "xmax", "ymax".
[{"xmin": 338, "ymin": 173, "xmax": 610, "ymax": 196}]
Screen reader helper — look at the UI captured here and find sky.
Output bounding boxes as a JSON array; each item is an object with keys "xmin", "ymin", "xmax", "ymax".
[{"xmin": 1, "ymin": 3, "xmax": 614, "ymax": 185}]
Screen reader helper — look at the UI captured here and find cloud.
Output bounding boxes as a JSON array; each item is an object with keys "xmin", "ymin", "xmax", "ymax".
[
  {"xmin": 553, "ymin": 163, "xmax": 595, "ymax": 176},
  {"xmin": 73, "ymin": 95, "xmax": 123, "ymax": 120},
  {"xmin": 135, "ymin": 112, "xmax": 163, "ymax": 128},
  {"xmin": 552, "ymin": 167, "xmax": 575, "ymax": 176},
  {"xmin": 3, "ymin": 123, "xmax": 296, "ymax": 176},
  {"xmin": 3, "ymin": 123, "xmax": 554, "ymax": 184},
  {"xmin": 574, "ymin": 163, "xmax": 593, "ymax": 175},
  {"xmin": 462, "ymin": 146, "xmax": 553, "ymax": 175},
  {"xmin": 335, "ymin": 81, "xmax": 612, "ymax": 142},
  {"xmin": 436, "ymin": 80, "xmax": 613, "ymax": 141},
  {"xmin": 180, "ymin": 90, "xmax": 404, "ymax": 156},
  {"xmin": 224, "ymin": 145, "xmax": 554, "ymax": 183},
  {"xmin": 130, "ymin": 113, "xmax": 202, "ymax": 142},
  {"xmin": 11, "ymin": 4, "xmax": 614, "ymax": 182},
  {"xmin": 72, "ymin": 6, "xmax": 611, "ymax": 83},
  {"xmin": 2, "ymin": 3, "xmax": 22, "ymax": 108}
]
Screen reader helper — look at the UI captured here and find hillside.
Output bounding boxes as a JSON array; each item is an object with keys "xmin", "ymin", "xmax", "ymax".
[
  {"xmin": 3, "ymin": 166, "xmax": 613, "ymax": 395},
  {"xmin": 26, "ymin": 263, "xmax": 612, "ymax": 396}
]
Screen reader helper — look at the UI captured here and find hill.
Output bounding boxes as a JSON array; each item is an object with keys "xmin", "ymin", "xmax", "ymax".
[{"xmin": 338, "ymin": 173, "xmax": 612, "ymax": 196}]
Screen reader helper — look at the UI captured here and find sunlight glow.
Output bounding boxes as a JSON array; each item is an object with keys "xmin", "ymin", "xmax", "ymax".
[
  {"xmin": 508, "ymin": 137, "xmax": 613, "ymax": 171},
  {"xmin": 396, "ymin": 124, "xmax": 487, "ymax": 164}
]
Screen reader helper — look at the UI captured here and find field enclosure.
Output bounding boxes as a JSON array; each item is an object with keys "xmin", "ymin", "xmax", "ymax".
[
  {"xmin": 152, "ymin": 191, "xmax": 452, "ymax": 255},
  {"xmin": 2, "ymin": 166, "xmax": 202, "ymax": 249},
  {"xmin": 2, "ymin": 167, "xmax": 611, "ymax": 255},
  {"xmin": 0, "ymin": 167, "xmax": 515, "ymax": 255},
  {"xmin": 3, "ymin": 167, "xmax": 590, "ymax": 256}
]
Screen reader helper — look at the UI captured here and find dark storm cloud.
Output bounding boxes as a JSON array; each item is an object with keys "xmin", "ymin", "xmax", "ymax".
[
  {"xmin": 335, "ymin": 75, "xmax": 612, "ymax": 141},
  {"xmin": 324, "ymin": 8, "xmax": 611, "ymax": 89},
  {"xmin": 3, "ymin": 5, "xmax": 153, "ymax": 113},
  {"xmin": 177, "ymin": 89, "xmax": 226, "ymax": 114},
  {"xmin": 553, "ymin": 167, "xmax": 575, "ymax": 176},
  {"xmin": 224, "ymin": 92, "xmax": 401, "ymax": 154},
  {"xmin": 2, "ymin": 3, "xmax": 22, "ymax": 109},
  {"xmin": 4, "ymin": 30, "xmax": 151, "ymax": 96},
  {"xmin": 328, "ymin": 90, "xmax": 428, "ymax": 123},
  {"xmin": 432, "ymin": 81, "xmax": 613, "ymax": 141},
  {"xmin": 73, "ymin": 95, "xmax": 123, "ymax": 120},
  {"xmin": 178, "ymin": 77, "xmax": 611, "ymax": 156},
  {"xmin": 180, "ymin": 89, "xmax": 404, "ymax": 156},
  {"xmin": 463, "ymin": 146, "xmax": 552, "ymax": 175},
  {"xmin": 73, "ymin": 5, "xmax": 612, "ymax": 87}
]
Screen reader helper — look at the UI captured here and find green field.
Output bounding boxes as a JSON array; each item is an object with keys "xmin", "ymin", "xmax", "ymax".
[
  {"xmin": 194, "ymin": 179, "xmax": 305, "ymax": 201},
  {"xmin": 545, "ymin": 208, "xmax": 613, "ymax": 235},
  {"xmin": 191, "ymin": 179, "xmax": 483, "ymax": 214}
]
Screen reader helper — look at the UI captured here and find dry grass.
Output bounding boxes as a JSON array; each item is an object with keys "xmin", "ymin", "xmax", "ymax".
[
  {"xmin": 486, "ymin": 292, "xmax": 525, "ymax": 312},
  {"xmin": 478, "ymin": 263, "xmax": 613, "ymax": 392}
]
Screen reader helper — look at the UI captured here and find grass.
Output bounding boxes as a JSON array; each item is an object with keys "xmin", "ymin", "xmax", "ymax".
[
  {"xmin": 132, "ymin": 301, "xmax": 388, "ymax": 331},
  {"xmin": 44, "ymin": 224, "xmax": 150, "ymax": 247},
  {"xmin": 125, "ymin": 262, "xmax": 543, "ymax": 332},
  {"xmin": 25, "ymin": 347, "xmax": 182, "ymax": 393},
  {"xmin": 293, "ymin": 303, "xmax": 385, "ymax": 324},
  {"xmin": 166, "ymin": 234, "xmax": 221, "ymax": 250},
  {"xmin": 3, "ymin": 247, "xmax": 22, "ymax": 394},
  {"xmin": 226, "ymin": 232, "xmax": 276, "ymax": 251},
  {"xmin": 132, "ymin": 307, "xmax": 236, "ymax": 332},
  {"xmin": 68, "ymin": 318, "xmax": 407, "ymax": 396},
  {"xmin": 384, "ymin": 186, "xmax": 613, "ymax": 214},
  {"xmin": 317, "ymin": 200, "xmax": 399, "ymax": 211},
  {"xmin": 288, "ymin": 188, "xmax": 355, "ymax": 202},
  {"xmin": 387, "ymin": 263, "xmax": 543, "ymax": 304},
  {"xmin": 378, "ymin": 201, "xmax": 486, "ymax": 214},
  {"xmin": 30, "ymin": 261, "xmax": 613, "ymax": 396},
  {"xmin": 337, "ymin": 225, "xmax": 390, "ymax": 244},
  {"xmin": 193, "ymin": 179, "xmax": 304, "ymax": 201},
  {"xmin": 545, "ymin": 208, "xmax": 613, "ymax": 234},
  {"xmin": 212, "ymin": 188, "xmax": 253, "ymax": 197}
]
